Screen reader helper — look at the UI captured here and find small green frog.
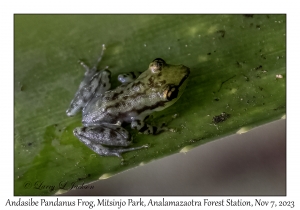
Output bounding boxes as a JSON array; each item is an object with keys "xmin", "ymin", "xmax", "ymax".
[{"xmin": 66, "ymin": 45, "xmax": 190, "ymax": 158}]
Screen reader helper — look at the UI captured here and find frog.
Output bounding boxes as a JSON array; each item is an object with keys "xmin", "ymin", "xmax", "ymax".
[{"xmin": 66, "ymin": 45, "xmax": 190, "ymax": 158}]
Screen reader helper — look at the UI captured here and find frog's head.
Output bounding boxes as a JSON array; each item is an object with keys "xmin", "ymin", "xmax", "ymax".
[{"xmin": 149, "ymin": 58, "xmax": 190, "ymax": 109}]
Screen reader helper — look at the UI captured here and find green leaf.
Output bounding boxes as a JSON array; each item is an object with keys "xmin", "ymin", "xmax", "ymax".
[{"xmin": 14, "ymin": 14, "xmax": 286, "ymax": 195}]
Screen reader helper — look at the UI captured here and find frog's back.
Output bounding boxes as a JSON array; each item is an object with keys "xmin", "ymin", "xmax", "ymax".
[
  {"xmin": 82, "ymin": 75, "xmax": 166, "ymax": 126},
  {"xmin": 82, "ymin": 59, "xmax": 190, "ymax": 126}
]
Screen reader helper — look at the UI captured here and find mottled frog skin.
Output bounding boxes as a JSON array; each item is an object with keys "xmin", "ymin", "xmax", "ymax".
[{"xmin": 66, "ymin": 45, "xmax": 190, "ymax": 158}]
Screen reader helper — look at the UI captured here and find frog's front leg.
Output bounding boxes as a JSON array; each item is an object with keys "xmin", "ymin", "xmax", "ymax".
[
  {"xmin": 131, "ymin": 116, "xmax": 167, "ymax": 135},
  {"xmin": 73, "ymin": 124, "xmax": 148, "ymax": 158}
]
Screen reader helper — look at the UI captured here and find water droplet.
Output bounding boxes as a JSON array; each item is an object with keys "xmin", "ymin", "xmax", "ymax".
[
  {"xmin": 185, "ymin": 44, "xmax": 188, "ymax": 47},
  {"xmin": 144, "ymin": 44, "xmax": 147, "ymax": 47},
  {"xmin": 168, "ymin": 47, "xmax": 171, "ymax": 50}
]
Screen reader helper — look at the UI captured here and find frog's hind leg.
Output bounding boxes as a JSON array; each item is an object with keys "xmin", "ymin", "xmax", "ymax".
[
  {"xmin": 118, "ymin": 71, "xmax": 142, "ymax": 84},
  {"xmin": 76, "ymin": 137, "xmax": 147, "ymax": 159},
  {"xmin": 73, "ymin": 124, "xmax": 148, "ymax": 158},
  {"xmin": 66, "ymin": 45, "xmax": 111, "ymax": 116}
]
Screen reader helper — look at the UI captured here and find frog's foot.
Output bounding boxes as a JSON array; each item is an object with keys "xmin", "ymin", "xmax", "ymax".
[
  {"xmin": 73, "ymin": 125, "xmax": 148, "ymax": 157},
  {"xmin": 117, "ymin": 71, "xmax": 142, "ymax": 84}
]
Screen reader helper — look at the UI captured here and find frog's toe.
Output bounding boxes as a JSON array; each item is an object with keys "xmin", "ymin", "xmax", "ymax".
[
  {"xmin": 111, "ymin": 152, "xmax": 123, "ymax": 159},
  {"xmin": 66, "ymin": 109, "xmax": 74, "ymax": 117}
]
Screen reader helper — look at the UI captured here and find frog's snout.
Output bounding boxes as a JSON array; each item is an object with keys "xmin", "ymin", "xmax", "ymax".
[
  {"xmin": 181, "ymin": 64, "xmax": 190, "ymax": 73},
  {"xmin": 185, "ymin": 67, "xmax": 190, "ymax": 77},
  {"xmin": 180, "ymin": 65, "xmax": 190, "ymax": 80}
]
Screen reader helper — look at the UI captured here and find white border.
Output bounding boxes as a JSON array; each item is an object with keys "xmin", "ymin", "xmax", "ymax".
[{"xmin": 2, "ymin": 0, "xmax": 298, "ymax": 209}]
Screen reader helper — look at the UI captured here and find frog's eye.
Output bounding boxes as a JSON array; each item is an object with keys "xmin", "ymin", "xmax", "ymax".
[
  {"xmin": 152, "ymin": 58, "xmax": 166, "ymax": 64},
  {"xmin": 149, "ymin": 58, "xmax": 166, "ymax": 73},
  {"xmin": 163, "ymin": 84, "xmax": 179, "ymax": 101}
]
